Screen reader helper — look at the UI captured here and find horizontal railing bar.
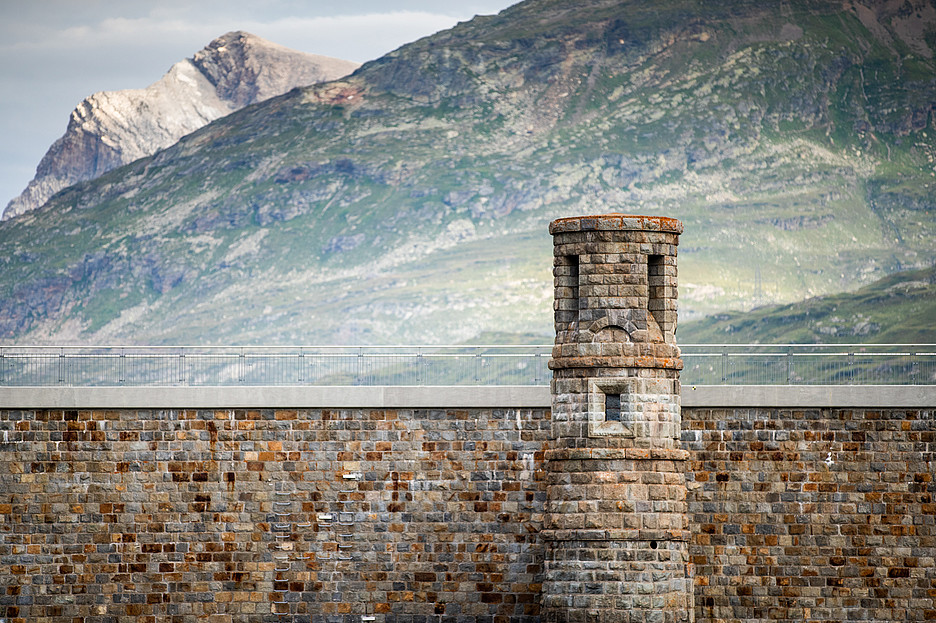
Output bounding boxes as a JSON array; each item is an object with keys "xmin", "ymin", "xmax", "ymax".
[
  {"xmin": 13, "ymin": 352, "xmax": 928, "ymax": 358},
  {"xmin": 4, "ymin": 344, "xmax": 932, "ymax": 351},
  {"xmin": 756, "ymin": 352, "xmax": 917, "ymax": 357},
  {"xmin": 0, "ymin": 344, "xmax": 936, "ymax": 357},
  {"xmin": 679, "ymin": 343, "xmax": 936, "ymax": 348},
  {"xmin": 0, "ymin": 344, "xmax": 556, "ymax": 350},
  {"xmin": 684, "ymin": 353, "xmax": 785, "ymax": 357},
  {"xmin": 683, "ymin": 355, "xmax": 921, "ymax": 358},
  {"xmin": 0, "ymin": 353, "xmax": 549, "ymax": 359}
]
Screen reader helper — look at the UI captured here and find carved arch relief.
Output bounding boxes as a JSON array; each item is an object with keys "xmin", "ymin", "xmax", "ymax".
[
  {"xmin": 583, "ymin": 309, "xmax": 663, "ymax": 344},
  {"xmin": 587, "ymin": 313, "xmax": 636, "ymax": 343}
]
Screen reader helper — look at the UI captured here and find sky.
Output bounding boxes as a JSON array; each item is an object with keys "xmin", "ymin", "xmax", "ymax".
[{"xmin": 0, "ymin": 0, "xmax": 519, "ymax": 214}]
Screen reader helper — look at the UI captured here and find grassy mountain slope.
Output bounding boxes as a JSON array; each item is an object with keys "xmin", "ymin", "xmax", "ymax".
[
  {"xmin": 678, "ymin": 265, "xmax": 936, "ymax": 344},
  {"xmin": 1, "ymin": 0, "xmax": 935, "ymax": 345}
]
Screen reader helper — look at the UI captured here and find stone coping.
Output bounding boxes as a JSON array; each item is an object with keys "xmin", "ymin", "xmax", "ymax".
[
  {"xmin": 0, "ymin": 385, "xmax": 934, "ymax": 409},
  {"xmin": 549, "ymin": 214, "xmax": 683, "ymax": 234}
]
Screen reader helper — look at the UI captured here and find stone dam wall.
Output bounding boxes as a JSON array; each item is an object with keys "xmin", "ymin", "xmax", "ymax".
[
  {"xmin": 0, "ymin": 398, "xmax": 933, "ymax": 623},
  {"xmin": 686, "ymin": 405, "xmax": 934, "ymax": 623},
  {"xmin": 2, "ymin": 213, "xmax": 933, "ymax": 622}
]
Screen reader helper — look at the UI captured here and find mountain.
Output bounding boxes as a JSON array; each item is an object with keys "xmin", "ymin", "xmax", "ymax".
[
  {"xmin": 1, "ymin": 0, "xmax": 935, "ymax": 345},
  {"xmin": 2, "ymin": 31, "xmax": 359, "ymax": 220},
  {"xmin": 678, "ymin": 265, "xmax": 936, "ymax": 344}
]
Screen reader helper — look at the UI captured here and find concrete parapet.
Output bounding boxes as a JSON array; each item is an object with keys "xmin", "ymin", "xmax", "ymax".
[
  {"xmin": 3, "ymin": 385, "xmax": 934, "ymax": 410},
  {"xmin": 0, "ymin": 384, "xmax": 548, "ymax": 409}
]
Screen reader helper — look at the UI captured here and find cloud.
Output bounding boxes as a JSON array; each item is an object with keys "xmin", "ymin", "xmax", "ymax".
[
  {"xmin": 243, "ymin": 12, "xmax": 470, "ymax": 62},
  {"xmin": 1, "ymin": 6, "xmax": 488, "ymax": 62}
]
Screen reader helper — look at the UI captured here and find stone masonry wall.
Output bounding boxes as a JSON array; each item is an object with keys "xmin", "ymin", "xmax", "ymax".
[
  {"xmin": 684, "ymin": 407, "xmax": 936, "ymax": 623},
  {"xmin": 0, "ymin": 405, "xmax": 933, "ymax": 622},
  {"xmin": 0, "ymin": 407, "xmax": 549, "ymax": 623}
]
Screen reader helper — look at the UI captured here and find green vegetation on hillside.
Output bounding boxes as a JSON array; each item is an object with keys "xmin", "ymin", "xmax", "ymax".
[{"xmin": 678, "ymin": 266, "xmax": 936, "ymax": 344}]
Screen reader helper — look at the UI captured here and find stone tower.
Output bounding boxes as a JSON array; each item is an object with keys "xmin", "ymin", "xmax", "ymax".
[{"xmin": 543, "ymin": 214, "xmax": 692, "ymax": 623}]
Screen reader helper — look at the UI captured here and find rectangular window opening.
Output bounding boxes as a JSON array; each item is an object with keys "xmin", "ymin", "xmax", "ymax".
[
  {"xmin": 605, "ymin": 393, "xmax": 621, "ymax": 422},
  {"xmin": 648, "ymin": 254, "xmax": 665, "ymax": 331},
  {"xmin": 568, "ymin": 254, "xmax": 580, "ymax": 325}
]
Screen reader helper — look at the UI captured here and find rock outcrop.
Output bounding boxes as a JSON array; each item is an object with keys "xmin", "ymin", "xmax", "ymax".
[{"xmin": 2, "ymin": 31, "xmax": 358, "ymax": 220}]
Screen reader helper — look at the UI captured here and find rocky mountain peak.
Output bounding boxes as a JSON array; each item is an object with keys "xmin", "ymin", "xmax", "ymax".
[
  {"xmin": 2, "ymin": 31, "xmax": 359, "ymax": 221},
  {"xmin": 192, "ymin": 31, "xmax": 359, "ymax": 108}
]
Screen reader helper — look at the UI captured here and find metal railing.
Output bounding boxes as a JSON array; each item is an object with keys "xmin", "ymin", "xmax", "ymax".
[
  {"xmin": 679, "ymin": 344, "xmax": 936, "ymax": 386},
  {"xmin": 0, "ymin": 345, "xmax": 551, "ymax": 387},
  {"xmin": 0, "ymin": 344, "xmax": 933, "ymax": 387}
]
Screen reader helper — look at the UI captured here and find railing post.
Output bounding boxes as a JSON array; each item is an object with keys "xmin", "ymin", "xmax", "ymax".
[
  {"xmin": 357, "ymin": 347, "xmax": 364, "ymax": 385},
  {"xmin": 179, "ymin": 350, "xmax": 185, "ymax": 386},
  {"xmin": 721, "ymin": 347, "xmax": 728, "ymax": 384},
  {"xmin": 476, "ymin": 348, "xmax": 482, "ymax": 385},
  {"xmin": 417, "ymin": 347, "xmax": 424, "ymax": 386},
  {"xmin": 59, "ymin": 347, "xmax": 65, "ymax": 386},
  {"xmin": 911, "ymin": 352, "xmax": 917, "ymax": 385},
  {"xmin": 787, "ymin": 347, "xmax": 794, "ymax": 384},
  {"xmin": 848, "ymin": 351, "xmax": 855, "ymax": 385},
  {"xmin": 119, "ymin": 348, "xmax": 125, "ymax": 385},
  {"xmin": 298, "ymin": 349, "xmax": 304, "ymax": 384}
]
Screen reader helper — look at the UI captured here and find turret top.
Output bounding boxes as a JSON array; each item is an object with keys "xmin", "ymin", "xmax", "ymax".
[{"xmin": 549, "ymin": 214, "xmax": 683, "ymax": 235}]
